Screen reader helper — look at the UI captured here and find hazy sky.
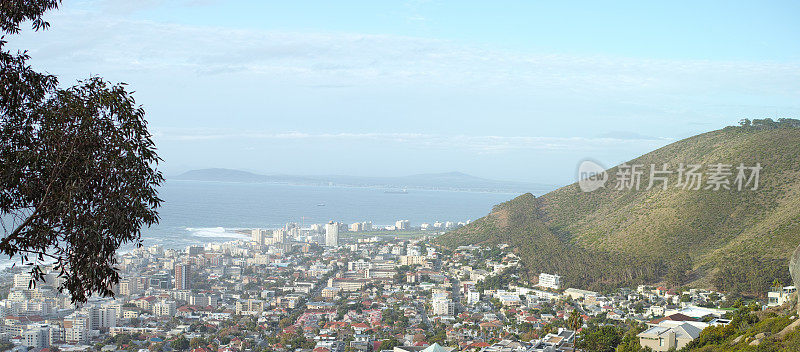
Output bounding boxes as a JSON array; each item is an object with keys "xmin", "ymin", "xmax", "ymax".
[{"xmin": 7, "ymin": 0, "xmax": 800, "ymax": 185}]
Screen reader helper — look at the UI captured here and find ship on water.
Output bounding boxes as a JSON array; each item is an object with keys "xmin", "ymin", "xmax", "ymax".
[{"xmin": 384, "ymin": 188, "xmax": 409, "ymax": 194}]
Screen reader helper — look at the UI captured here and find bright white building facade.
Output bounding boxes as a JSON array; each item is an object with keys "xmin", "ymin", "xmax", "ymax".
[
  {"xmin": 325, "ymin": 221, "xmax": 339, "ymax": 247},
  {"xmin": 538, "ymin": 273, "xmax": 561, "ymax": 290}
]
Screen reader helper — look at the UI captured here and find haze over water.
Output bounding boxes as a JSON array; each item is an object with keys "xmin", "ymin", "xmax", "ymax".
[
  {"xmin": 1, "ymin": 180, "xmax": 515, "ymax": 269},
  {"xmin": 139, "ymin": 180, "xmax": 516, "ymax": 248}
]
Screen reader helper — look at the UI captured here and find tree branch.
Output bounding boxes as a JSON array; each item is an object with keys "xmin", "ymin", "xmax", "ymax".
[
  {"xmin": 16, "ymin": 248, "xmax": 61, "ymax": 261},
  {"xmin": 1, "ymin": 122, "xmax": 79, "ymax": 251},
  {"xmin": 0, "ymin": 206, "xmax": 40, "ymax": 249}
]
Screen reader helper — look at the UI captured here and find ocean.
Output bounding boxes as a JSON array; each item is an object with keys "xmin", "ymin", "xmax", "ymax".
[{"xmin": 2, "ymin": 180, "xmax": 518, "ymax": 269}]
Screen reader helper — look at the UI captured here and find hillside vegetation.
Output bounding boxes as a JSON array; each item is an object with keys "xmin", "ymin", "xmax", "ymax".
[{"xmin": 436, "ymin": 119, "xmax": 800, "ymax": 295}]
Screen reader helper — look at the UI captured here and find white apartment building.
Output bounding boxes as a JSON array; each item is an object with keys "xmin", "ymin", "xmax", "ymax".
[
  {"xmin": 13, "ymin": 273, "xmax": 33, "ymax": 289},
  {"xmin": 328, "ymin": 278, "xmax": 367, "ymax": 292},
  {"xmin": 190, "ymin": 293, "xmax": 218, "ymax": 307},
  {"xmin": 153, "ymin": 300, "xmax": 176, "ymax": 317},
  {"xmin": 87, "ymin": 305, "xmax": 118, "ymax": 329},
  {"xmin": 118, "ymin": 278, "xmax": 139, "ymax": 296},
  {"xmin": 400, "ymin": 255, "xmax": 427, "ymax": 266},
  {"xmin": 325, "ymin": 221, "xmax": 339, "ymax": 247},
  {"xmin": 348, "ymin": 260, "xmax": 372, "ymax": 271},
  {"xmin": 395, "ymin": 220, "xmax": 410, "ymax": 230},
  {"xmin": 538, "ymin": 273, "xmax": 562, "ymax": 290},
  {"xmin": 251, "ymin": 228, "xmax": 270, "ymax": 245},
  {"xmin": 235, "ymin": 299, "xmax": 265, "ymax": 315},
  {"xmin": 432, "ymin": 298, "xmax": 455, "ymax": 316},
  {"xmin": 64, "ymin": 312, "xmax": 90, "ymax": 344},
  {"xmin": 273, "ymin": 229, "xmax": 288, "ymax": 244},
  {"xmin": 23, "ymin": 324, "xmax": 61, "ymax": 349},
  {"xmin": 467, "ymin": 291, "xmax": 481, "ymax": 305}
]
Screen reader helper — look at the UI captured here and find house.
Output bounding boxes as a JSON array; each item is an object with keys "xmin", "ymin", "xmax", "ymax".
[
  {"xmin": 481, "ymin": 339, "xmax": 531, "ymax": 352},
  {"xmin": 607, "ymin": 309, "xmax": 625, "ymax": 321},
  {"xmin": 666, "ymin": 305, "xmax": 726, "ymax": 319},
  {"xmin": 768, "ymin": 286, "xmax": 797, "ymax": 307},
  {"xmin": 647, "ymin": 313, "xmax": 697, "ymax": 327},
  {"xmin": 314, "ymin": 341, "xmax": 346, "ymax": 352},
  {"xmin": 463, "ymin": 342, "xmax": 490, "ymax": 350},
  {"xmin": 352, "ymin": 322, "xmax": 370, "ymax": 334},
  {"xmin": 530, "ymin": 328, "xmax": 576, "ymax": 351},
  {"xmin": 637, "ymin": 323, "xmax": 702, "ymax": 351}
]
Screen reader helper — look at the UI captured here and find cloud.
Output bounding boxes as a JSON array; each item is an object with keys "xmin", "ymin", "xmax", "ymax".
[
  {"xmin": 6, "ymin": 0, "xmax": 798, "ymax": 182},
  {"xmin": 7, "ymin": 5, "xmax": 800, "ymax": 101},
  {"xmin": 153, "ymin": 128, "xmax": 672, "ymax": 154},
  {"xmin": 85, "ymin": 0, "xmax": 216, "ymax": 15}
]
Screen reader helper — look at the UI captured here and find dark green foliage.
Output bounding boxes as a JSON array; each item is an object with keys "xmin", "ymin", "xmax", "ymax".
[
  {"xmin": 436, "ymin": 193, "xmax": 669, "ymax": 291},
  {"xmin": 567, "ymin": 310, "xmax": 582, "ymax": 331},
  {"xmin": 0, "ymin": 0, "xmax": 60, "ymax": 34},
  {"xmin": 738, "ymin": 118, "xmax": 800, "ymax": 130},
  {"xmin": 682, "ymin": 307, "xmax": 800, "ymax": 351},
  {"xmin": 381, "ymin": 306, "xmax": 409, "ymax": 328},
  {"xmin": 615, "ymin": 322, "xmax": 649, "ymax": 352},
  {"xmin": 170, "ymin": 336, "xmax": 190, "ymax": 351},
  {"xmin": 666, "ymin": 253, "xmax": 692, "ymax": 287},
  {"xmin": 712, "ymin": 256, "xmax": 791, "ymax": 297},
  {"xmin": 378, "ymin": 337, "xmax": 402, "ymax": 350},
  {"xmin": 0, "ymin": 1, "xmax": 162, "ymax": 303},
  {"xmin": 575, "ymin": 325, "xmax": 622, "ymax": 352},
  {"xmin": 475, "ymin": 270, "xmax": 514, "ymax": 292}
]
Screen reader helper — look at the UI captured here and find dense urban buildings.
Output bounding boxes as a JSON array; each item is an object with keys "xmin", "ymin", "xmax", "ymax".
[{"xmin": 0, "ymin": 217, "xmax": 785, "ymax": 352}]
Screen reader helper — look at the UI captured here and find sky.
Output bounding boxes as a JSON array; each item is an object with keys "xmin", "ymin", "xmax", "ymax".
[{"xmin": 5, "ymin": 0, "xmax": 800, "ymax": 185}]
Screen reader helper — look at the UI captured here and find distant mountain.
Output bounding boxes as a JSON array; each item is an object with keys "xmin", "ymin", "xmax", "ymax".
[
  {"xmin": 436, "ymin": 122, "xmax": 800, "ymax": 296},
  {"xmin": 176, "ymin": 168, "xmax": 268, "ymax": 183},
  {"xmin": 172, "ymin": 168, "xmax": 554, "ymax": 194}
]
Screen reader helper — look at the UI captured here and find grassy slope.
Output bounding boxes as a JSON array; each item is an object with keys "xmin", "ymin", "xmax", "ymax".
[{"xmin": 436, "ymin": 127, "xmax": 800, "ymax": 292}]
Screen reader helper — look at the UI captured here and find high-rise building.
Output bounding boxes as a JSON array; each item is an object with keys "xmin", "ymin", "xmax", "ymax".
[
  {"xmin": 395, "ymin": 220, "xmax": 410, "ymax": 230},
  {"xmin": 153, "ymin": 300, "xmax": 176, "ymax": 317},
  {"xmin": 174, "ymin": 263, "xmax": 191, "ymax": 290},
  {"xmin": 432, "ymin": 298, "xmax": 455, "ymax": 316},
  {"xmin": 22, "ymin": 325, "xmax": 58, "ymax": 349},
  {"xmin": 13, "ymin": 273, "xmax": 33, "ymax": 289},
  {"xmin": 187, "ymin": 245, "xmax": 204, "ymax": 255},
  {"xmin": 64, "ymin": 313, "xmax": 90, "ymax": 344},
  {"xmin": 325, "ymin": 221, "xmax": 339, "ymax": 247},
  {"xmin": 85, "ymin": 305, "xmax": 117, "ymax": 330},
  {"xmin": 252, "ymin": 228, "xmax": 269, "ymax": 245},
  {"xmin": 118, "ymin": 278, "xmax": 138, "ymax": 296},
  {"xmin": 273, "ymin": 229, "xmax": 287, "ymax": 243},
  {"xmin": 467, "ymin": 291, "xmax": 481, "ymax": 305}
]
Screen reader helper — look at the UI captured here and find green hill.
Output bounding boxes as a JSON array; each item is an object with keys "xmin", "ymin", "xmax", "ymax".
[{"xmin": 435, "ymin": 120, "xmax": 800, "ymax": 296}]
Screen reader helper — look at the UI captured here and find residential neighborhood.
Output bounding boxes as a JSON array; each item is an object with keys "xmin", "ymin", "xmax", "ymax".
[{"xmin": 1, "ymin": 225, "xmax": 757, "ymax": 352}]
